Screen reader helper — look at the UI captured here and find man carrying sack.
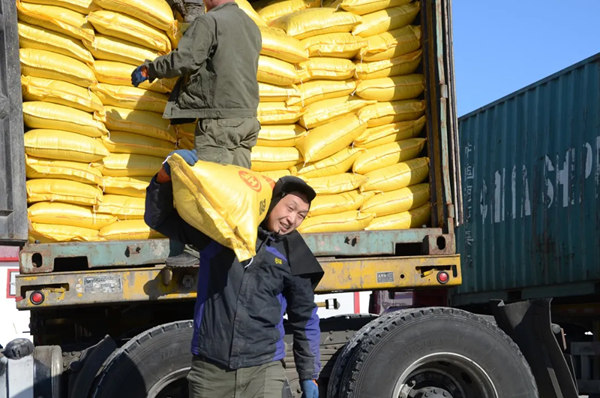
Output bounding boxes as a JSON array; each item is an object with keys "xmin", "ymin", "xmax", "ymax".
[{"xmin": 144, "ymin": 149, "xmax": 322, "ymax": 398}]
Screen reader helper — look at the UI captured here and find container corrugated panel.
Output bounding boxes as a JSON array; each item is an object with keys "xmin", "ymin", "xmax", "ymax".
[
  {"xmin": 0, "ymin": 0, "xmax": 27, "ymax": 244},
  {"xmin": 454, "ymin": 54, "xmax": 600, "ymax": 304}
]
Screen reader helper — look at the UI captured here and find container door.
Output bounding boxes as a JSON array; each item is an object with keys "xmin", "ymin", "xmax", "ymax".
[{"xmin": 0, "ymin": 0, "xmax": 27, "ymax": 244}]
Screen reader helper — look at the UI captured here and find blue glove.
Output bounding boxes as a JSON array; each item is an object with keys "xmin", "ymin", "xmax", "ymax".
[
  {"xmin": 163, "ymin": 149, "xmax": 198, "ymax": 176},
  {"xmin": 131, "ymin": 65, "xmax": 148, "ymax": 87},
  {"xmin": 300, "ymin": 380, "xmax": 318, "ymax": 398}
]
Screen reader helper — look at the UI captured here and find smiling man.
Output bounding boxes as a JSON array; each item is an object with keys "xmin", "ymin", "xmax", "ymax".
[{"xmin": 144, "ymin": 149, "xmax": 323, "ymax": 398}]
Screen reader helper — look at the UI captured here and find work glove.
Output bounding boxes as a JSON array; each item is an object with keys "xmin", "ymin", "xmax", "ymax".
[
  {"xmin": 163, "ymin": 149, "xmax": 198, "ymax": 176},
  {"xmin": 300, "ymin": 379, "xmax": 318, "ymax": 398},
  {"xmin": 131, "ymin": 65, "xmax": 149, "ymax": 87}
]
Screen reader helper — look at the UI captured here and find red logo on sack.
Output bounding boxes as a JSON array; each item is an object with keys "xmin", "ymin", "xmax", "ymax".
[{"xmin": 239, "ymin": 170, "xmax": 261, "ymax": 192}]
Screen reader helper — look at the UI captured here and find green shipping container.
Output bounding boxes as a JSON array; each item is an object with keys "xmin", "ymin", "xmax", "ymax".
[{"xmin": 454, "ymin": 53, "xmax": 600, "ymax": 306}]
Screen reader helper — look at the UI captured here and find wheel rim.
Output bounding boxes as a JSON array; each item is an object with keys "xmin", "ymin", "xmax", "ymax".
[
  {"xmin": 147, "ymin": 367, "xmax": 190, "ymax": 398},
  {"xmin": 392, "ymin": 352, "xmax": 498, "ymax": 398}
]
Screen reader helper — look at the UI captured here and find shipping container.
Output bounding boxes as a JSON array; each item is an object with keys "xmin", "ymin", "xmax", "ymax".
[{"xmin": 455, "ymin": 53, "xmax": 600, "ymax": 304}]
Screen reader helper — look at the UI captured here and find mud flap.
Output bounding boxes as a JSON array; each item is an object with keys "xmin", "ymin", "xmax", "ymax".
[{"xmin": 492, "ymin": 298, "xmax": 579, "ymax": 398}]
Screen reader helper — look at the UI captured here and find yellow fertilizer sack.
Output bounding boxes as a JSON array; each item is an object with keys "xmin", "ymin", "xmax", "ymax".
[
  {"xmin": 26, "ymin": 178, "xmax": 103, "ymax": 206},
  {"xmin": 21, "ymin": 0, "xmax": 92, "ymax": 14},
  {"xmin": 251, "ymin": 146, "xmax": 302, "ymax": 171},
  {"xmin": 341, "ymin": 0, "xmax": 410, "ymax": 15},
  {"xmin": 352, "ymin": 2, "xmax": 420, "ymax": 37},
  {"xmin": 83, "ymin": 35, "xmax": 162, "ymax": 65},
  {"xmin": 355, "ymin": 50, "xmax": 422, "ymax": 80},
  {"xmin": 257, "ymin": 102, "xmax": 303, "ymax": 125},
  {"xmin": 101, "ymin": 106, "xmax": 177, "ymax": 143},
  {"xmin": 258, "ymin": 0, "xmax": 306, "ymax": 24},
  {"xmin": 101, "ymin": 131, "xmax": 175, "ymax": 158},
  {"xmin": 99, "ymin": 219, "xmax": 165, "ymax": 240},
  {"xmin": 295, "ymin": 147, "xmax": 364, "ymax": 178},
  {"xmin": 256, "ymin": 124, "xmax": 307, "ymax": 147},
  {"xmin": 95, "ymin": 194, "xmax": 145, "ymax": 218},
  {"xmin": 22, "ymin": 76, "xmax": 103, "ymax": 114},
  {"xmin": 87, "ymin": 10, "xmax": 172, "ymax": 53},
  {"xmin": 359, "ymin": 25, "xmax": 421, "ymax": 62},
  {"xmin": 23, "ymin": 101, "xmax": 109, "ymax": 138},
  {"xmin": 357, "ymin": 99, "xmax": 426, "ymax": 127},
  {"xmin": 354, "ymin": 116, "xmax": 425, "ymax": 148},
  {"xmin": 259, "ymin": 82, "xmax": 301, "ymax": 102},
  {"xmin": 361, "ymin": 156, "xmax": 429, "ymax": 192},
  {"xmin": 168, "ymin": 156, "xmax": 275, "ymax": 261},
  {"xmin": 30, "ymin": 222, "xmax": 100, "ymax": 243},
  {"xmin": 301, "ymin": 32, "xmax": 366, "ymax": 59},
  {"xmin": 92, "ymin": 83, "xmax": 168, "ymax": 113},
  {"xmin": 102, "ymin": 176, "xmax": 152, "ymax": 197},
  {"xmin": 366, "ymin": 203, "xmax": 430, "ymax": 230},
  {"xmin": 26, "ymin": 155, "xmax": 103, "ymax": 185},
  {"xmin": 28, "ymin": 202, "xmax": 116, "ymax": 230},
  {"xmin": 257, "ymin": 55, "xmax": 301, "ymax": 86},
  {"xmin": 92, "ymin": 0, "xmax": 174, "ymax": 31},
  {"xmin": 271, "ymin": 8, "xmax": 361, "ymax": 39},
  {"xmin": 297, "ymin": 113, "xmax": 367, "ymax": 163},
  {"xmin": 308, "ymin": 189, "xmax": 373, "ymax": 217},
  {"xmin": 101, "ymin": 153, "xmax": 164, "ymax": 177},
  {"xmin": 299, "ymin": 96, "xmax": 375, "ymax": 129},
  {"xmin": 286, "ymin": 79, "xmax": 356, "ymax": 107},
  {"xmin": 16, "ymin": 0, "xmax": 94, "ymax": 42},
  {"xmin": 361, "ymin": 183, "xmax": 430, "ymax": 216},
  {"xmin": 235, "ymin": 0, "xmax": 266, "ymax": 27},
  {"xmin": 20, "ymin": 48, "xmax": 97, "ymax": 88},
  {"xmin": 18, "ymin": 21, "xmax": 94, "ymax": 65},
  {"xmin": 355, "ymin": 74, "xmax": 425, "ymax": 101},
  {"xmin": 353, "ymin": 137, "xmax": 426, "ymax": 174},
  {"xmin": 302, "ymin": 172, "xmax": 367, "ymax": 194},
  {"xmin": 297, "ymin": 57, "xmax": 356, "ymax": 81},
  {"xmin": 24, "ymin": 129, "xmax": 109, "ymax": 162},
  {"xmin": 259, "ymin": 26, "xmax": 308, "ymax": 63},
  {"xmin": 298, "ymin": 210, "xmax": 374, "ymax": 233},
  {"xmin": 93, "ymin": 60, "xmax": 176, "ymax": 93}
]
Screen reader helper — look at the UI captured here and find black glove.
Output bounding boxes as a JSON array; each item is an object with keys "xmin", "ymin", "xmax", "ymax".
[{"xmin": 131, "ymin": 65, "xmax": 149, "ymax": 87}]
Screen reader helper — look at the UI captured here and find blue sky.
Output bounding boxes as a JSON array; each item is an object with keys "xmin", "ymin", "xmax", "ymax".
[{"xmin": 452, "ymin": 1, "xmax": 600, "ymax": 117}]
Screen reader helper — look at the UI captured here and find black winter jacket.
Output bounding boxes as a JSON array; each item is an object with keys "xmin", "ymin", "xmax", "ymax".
[{"xmin": 144, "ymin": 177, "xmax": 322, "ymax": 380}]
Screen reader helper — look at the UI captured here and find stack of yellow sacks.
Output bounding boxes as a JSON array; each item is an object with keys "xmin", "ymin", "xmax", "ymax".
[
  {"xmin": 250, "ymin": 0, "xmax": 431, "ymax": 232},
  {"xmin": 19, "ymin": 0, "xmax": 431, "ymax": 241},
  {"xmin": 18, "ymin": 0, "xmax": 180, "ymax": 242}
]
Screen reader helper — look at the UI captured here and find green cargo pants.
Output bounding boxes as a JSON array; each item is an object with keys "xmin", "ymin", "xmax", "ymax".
[
  {"xmin": 194, "ymin": 117, "xmax": 260, "ymax": 169},
  {"xmin": 187, "ymin": 356, "xmax": 292, "ymax": 398}
]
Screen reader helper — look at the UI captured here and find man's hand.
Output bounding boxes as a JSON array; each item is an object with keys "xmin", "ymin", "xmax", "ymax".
[
  {"xmin": 163, "ymin": 149, "xmax": 199, "ymax": 175},
  {"xmin": 131, "ymin": 65, "xmax": 149, "ymax": 87},
  {"xmin": 300, "ymin": 380, "xmax": 318, "ymax": 398}
]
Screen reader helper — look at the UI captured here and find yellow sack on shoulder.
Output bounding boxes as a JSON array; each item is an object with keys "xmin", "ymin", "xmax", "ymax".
[{"xmin": 169, "ymin": 156, "xmax": 275, "ymax": 261}]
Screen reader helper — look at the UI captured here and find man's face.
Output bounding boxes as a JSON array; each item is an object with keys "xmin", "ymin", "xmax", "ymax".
[{"xmin": 266, "ymin": 192, "xmax": 309, "ymax": 235}]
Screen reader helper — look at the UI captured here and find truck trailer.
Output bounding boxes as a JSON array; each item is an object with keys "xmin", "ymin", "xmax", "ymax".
[
  {"xmin": 455, "ymin": 52, "xmax": 600, "ymax": 397},
  {"xmin": 0, "ymin": 0, "xmax": 581, "ymax": 397}
]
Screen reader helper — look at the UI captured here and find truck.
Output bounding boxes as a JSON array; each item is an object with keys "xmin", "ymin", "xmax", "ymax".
[
  {"xmin": 455, "ymin": 52, "xmax": 600, "ymax": 397},
  {"xmin": 0, "ymin": 0, "xmax": 581, "ymax": 397}
]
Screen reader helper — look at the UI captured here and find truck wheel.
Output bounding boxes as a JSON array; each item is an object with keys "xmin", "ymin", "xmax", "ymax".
[
  {"xmin": 91, "ymin": 320, "xmax": 193, "ymax": 398},
  {"xmin": 328, "ymin": 307, "xmax": 539, "ymax": 398}
]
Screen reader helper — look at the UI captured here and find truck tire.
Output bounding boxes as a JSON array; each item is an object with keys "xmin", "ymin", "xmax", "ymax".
[
  {"xmin": 91, "ymin": 320, "xmax": 193, "ymax": 398},
  {"xmin": 327, "ymin": 307, "xmax": 539, "ymax": 398}
]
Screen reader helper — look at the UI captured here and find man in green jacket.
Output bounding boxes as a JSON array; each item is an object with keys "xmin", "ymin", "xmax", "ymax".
[{"xmin": 132, "ymin": 0, "xmax": 262, "ymax": 265}]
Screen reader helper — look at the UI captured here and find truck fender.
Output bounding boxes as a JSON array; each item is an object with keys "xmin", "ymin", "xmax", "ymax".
[{"xmin": 67, "ymin": 335, "xmax": 117, "ymax": 398}]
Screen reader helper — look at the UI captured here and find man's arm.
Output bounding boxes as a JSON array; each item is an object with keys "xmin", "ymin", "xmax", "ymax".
[
  {"xmin": 144, "ymin": 168, "xmax": 209, "ymax": 247},
  {"xmin": 285, "ymin": 275, "xmax": 321, "ymax": 381},
  {"xmin": 143, "ymin": 16, "xmax": 216, "ymax": 80}
]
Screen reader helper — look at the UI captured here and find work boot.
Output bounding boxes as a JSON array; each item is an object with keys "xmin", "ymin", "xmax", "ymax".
[
  {"xmin": 166, "ymin": 241, "xmax": 200, "ymax": 267},
  {"xmin": 184, "ymin": 2, "xmax": 205, "ymax": 22}
]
